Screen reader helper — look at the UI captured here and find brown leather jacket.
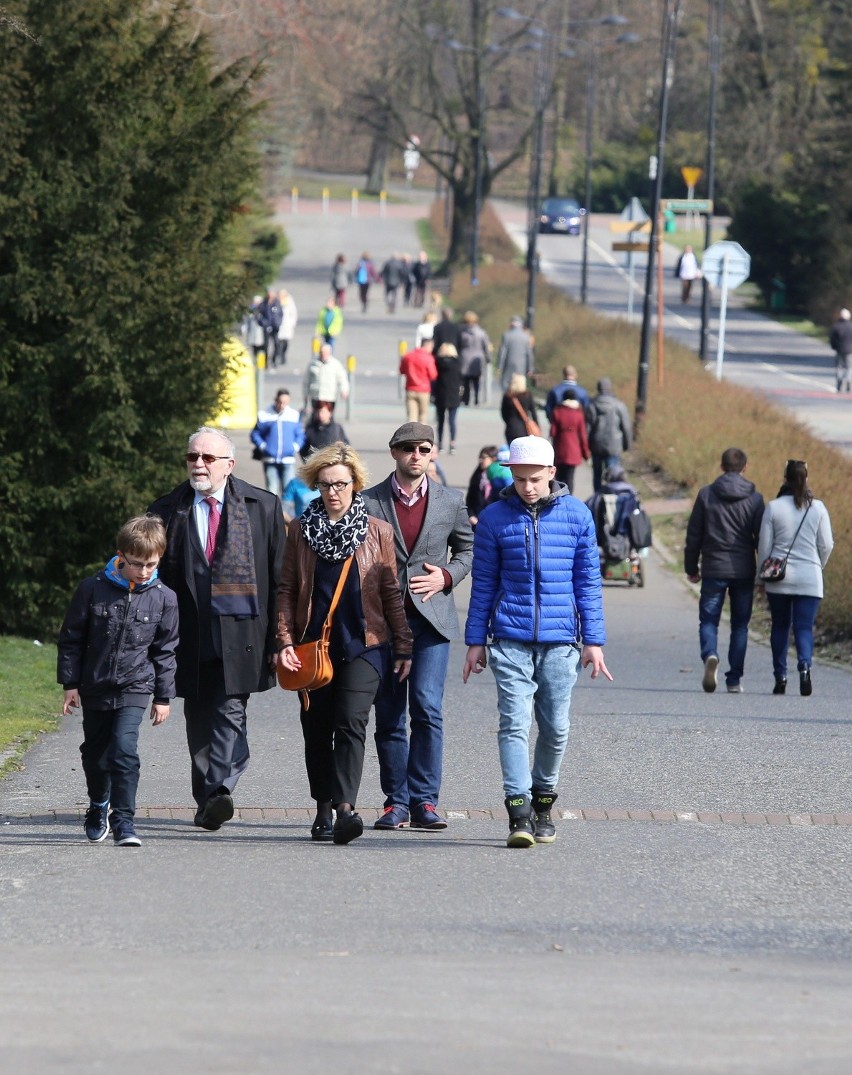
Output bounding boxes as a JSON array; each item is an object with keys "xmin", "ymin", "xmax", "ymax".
[{"xmin": 276, "ymin": 516, "xmax": 413, "ymax": 656}]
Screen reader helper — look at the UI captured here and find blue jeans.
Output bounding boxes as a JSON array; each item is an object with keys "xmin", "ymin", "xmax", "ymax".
[
  {"xmin": 80, "ymin": 705, "xmax": 146, "ymax": 825},
  {"xmin": 373, "ymin": 616, "xmax": 449, "ymax": 808},
  {"xmin": 766, "ymin": 593, "xmax": 822, "ymax": 678},
  {"xmin": 592, "ymin": 453, "xmax": 620, "ymax": 492},
  {"xmin": 698, "ymin": 577, "xmax": 755, "ymax": 686},
  {"xmin": 263, "ymin": 461, "xmax": 295, "ymax": 499},
  {"xmin": 488, "ymin": 639, "xmax": 580, "ymax": 798}
]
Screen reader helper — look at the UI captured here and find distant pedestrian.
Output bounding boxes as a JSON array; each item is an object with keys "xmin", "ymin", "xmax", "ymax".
[
  {"xmin": 432, "ymin": 342, "xmax": 463, "ymax": 454},
  {"xmin": 303, "ymin": 343, "xmax": 349, "ymax": 412},
  {"xmin": 497, "ymin": 315, "xmax": 534, "ymax": 390},
  {"xmin": 501, "ymin": 373, "xmax": 538, "ymax": 445},
  {"xmin": 459, "ymin": 310, "xmax": 491, "ymax": 406},
  {"xmin": 586, "ymin": 378, "xmax": 632, "ymax": 492},
  {"xmin": 463, "ymin": 436, "xmax": 611, "ymax": 848},
  {"xmin": 758, "ymin": 459, "xmax": 833, "ymax": 697},
  {"xmin": 465, "ymin": 444, "xmax": 499, "ymax": 529},
  {"xmin": 259, "ymin": 288, "xmax": 283, "ymax": 366},
  {"xmin": 412, "ymin": 250, "xmax": 432, "ymax": 308},
  {"xmin": 244, "ymin": 295, "xmax": 267, "ymax": 363},
  {"xmin": 276, "ymin": 289, "xmax": 298, "ymax": 367},
  {"xmin": 545, "ymin": 365, "xmax": 589, "ymax": 420},
  {"xmin": 829, "ymin": 308, "xmax": 852, "ymax": 393},
  {"xmin": 401, "ymin": 253, "xmax": 414, "ymax": 306},
  {"xmin": 432, "ymin": 306, "xmax": 462, "ymax": 354},
  {"xmin": 415, "ymin": 311, "xmax": 438, "ymax": 349},
  {"xmin": 684, "ymin": 448, "xmax": 765, "ymax": 694},
  {"xmin": 331, "ymin": 254, "xmax": 349, "ymax": 307},
  {"xmin": 355, "ymin": 253, "xmax": 379, "ymax": 313},
  {"xmin": 301, "ymin": 402, "xmax": 349, "ymax": 457},
  {"xmin": 251, "ymin": 388, "xmax": 305, "ymax": 499},
  {"xmin": 399, "ymin": 337, "xmax": 437, "ymax": 423},
  {"xmin": 549, "ymin": 388, "xmax": 589, "ymax": 494},
  {"xmin": 675, "ymin": 245, "xmax": 700, "ymax": 304},
  {"xmin": 57, "ymin": 515, "xmax": 178, "ymax": 848},
  {"xmin": 381, "ymin": 252, "xmax": 406, "ymax": 313},
  {"xmin": 314, "ymin": 296, "xmax": 343, "ymax": 349}
]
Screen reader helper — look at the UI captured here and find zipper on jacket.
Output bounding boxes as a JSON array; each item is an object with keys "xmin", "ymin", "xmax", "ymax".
[
  {"xmin": 109, "ymin": 590, "xmax": 135, "ymax": 683},
  {"xmin": 532, "ymin": 514, "xmax": 541, "ymax": 640}
]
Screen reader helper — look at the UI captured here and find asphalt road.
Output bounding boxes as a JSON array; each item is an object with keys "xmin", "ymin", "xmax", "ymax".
[{"xmin": 2, "ymin": 195, "xmax": 852, "ymax": 1074}]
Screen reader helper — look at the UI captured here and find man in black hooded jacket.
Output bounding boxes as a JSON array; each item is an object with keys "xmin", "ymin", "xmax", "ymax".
[{"xmin": 684, "ymin": 447, "xmax": 765, "ymax": 694}]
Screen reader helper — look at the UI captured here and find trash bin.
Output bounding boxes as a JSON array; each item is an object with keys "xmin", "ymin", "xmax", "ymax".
[
  {"xmin": 663, "ymin": 209, "xmax": 676, "ymax": 234},
  {"xmin": 770, "ymin": 277, "xmax": 786, "ymax": 311}
]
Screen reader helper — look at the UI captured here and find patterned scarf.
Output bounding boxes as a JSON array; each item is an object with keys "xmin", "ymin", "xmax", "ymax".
[
  {"xmin": 211, "ymin": 477, "xmax": 259, "ymax": 617},
  {"xmin": 300, "ymin": 493, "xmax": 369, "ymax": 561}
]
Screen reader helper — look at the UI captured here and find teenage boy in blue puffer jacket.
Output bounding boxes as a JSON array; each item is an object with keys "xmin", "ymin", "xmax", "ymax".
[{"xmin": 463, "ymin": 436, "xmax": 612, "ymax": 848}]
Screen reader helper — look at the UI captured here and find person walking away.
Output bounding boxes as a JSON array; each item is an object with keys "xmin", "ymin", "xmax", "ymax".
[
  {"xmin": 501, "ymin": 373, "xmax": 538, "ymax": 446},
  {"xmin": 549, "ymin": 388, "xmax": 589, "ymax": 494},
  {"xmin": 57, "ymin": 515, "xmax": 178, "ymax": 848},
  {"xmin": 675, "ymin": 245, "xmax": 700, "ymax": 304},
  {"xmin": 381, "ymin": 252, "xmax": 405, "ymax": 314},
  {"xmin": 301, "ymin": 403, "xmax": 349, "ymax": 457},
  {"xmin": 586, "ymin": 377, "xmax": 632, "ymax": 492},
  {"xmin": 412, "ymin": 250, "xmax": 432, "ymax": 308},
  {"xmin": 303, "ymin": 343, "xmax": 350, "ymax": 412},
  {"xmin": 355, "ymin": 253, "xmax": 378, "ymax": 313},
  {"xmin": 148, "ymin": 427, "xmax": 285, "ymax": 830},
  {"xmin": 259, "ymin": 288, "xmax": 283, "ymax": 367},
  {"xmin": 362, "ymin": 423, "xmax": 474, "ymax": 831},
  {"xmin": 251, "ymin": 388, "xmax": 305, "ymax": 500},
  {"xmin": 277, "ymin": 289, "xmax": 298, "ymax": 367},
  {"xmin": 331, "ymin": 254, "xmax": 349, "ymax": 308},
  {"xmin": 497, "ymin": 315, "xmax": 534, "ymax": 390},
  {"xmin": 545, "ymin": 365, "xmax": 589, "ymax": 420},
  {"xmin": 459, "ymin": 311, "xmax": 491, "ymax": 406},
  {"xmin": 463, "ymin": 436, "xmax": 612, "ymax": 847},
  {"xmin": 276, "ymin": 444, "xmax": 412, "ymax": 844},
  {"xmin": 244, "ymin": 296, "xmax": 267, "ymax": 364},
  {"xmin": 432, "ymin": 306, "xmax": 462, "ymax": 355},
  {"xmin": 758, "ymin": 459, "xmax": 833, "ymax": 696},
  {"xmin": 415, "ymin": 311, "xmax": 438, "ymax": 349},
  {"xmin": 399, "ymin": 337, "xmax": 437, "ymax": 423},
  {"xmin": 314, "ymin": 296, "xmax": 343, "ymax": 349},
  {"xmin": 829, "ymin": 308, "xmax": 852, "ymax": 393},
  {"xmin": 401, "ymin": 253, "xmax": 414, "ymax": 306},
  {"xmin": 466, "ymin": 445, "xmax": 499, "ymax": 529},
  {"xmin": 684, "ymin": 447, "xmax": 765, "ymax": 693},
  {"xmin": 432, "ymin": 342, "xmax": 463, "ymax": 454}
]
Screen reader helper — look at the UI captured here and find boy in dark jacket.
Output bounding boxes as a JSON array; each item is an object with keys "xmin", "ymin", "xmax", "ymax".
[{"xmin": 57, "ymin": 515, "xmax": 178, "ymax": 847}]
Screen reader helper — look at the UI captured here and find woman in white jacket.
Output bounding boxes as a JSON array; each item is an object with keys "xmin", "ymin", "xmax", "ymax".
[{"xmin": 758, "ymin": 459, "xmax": 833, "ymax": 696}]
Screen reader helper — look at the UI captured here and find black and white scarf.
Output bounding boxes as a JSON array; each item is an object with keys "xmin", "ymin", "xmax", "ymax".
[{"xmin": 300, "ymin": 493, "xmax": 369, "ymax": 561}]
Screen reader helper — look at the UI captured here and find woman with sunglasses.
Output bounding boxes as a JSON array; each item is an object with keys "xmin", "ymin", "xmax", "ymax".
[
  {"xmin": 758, "ymin": 459, "xmax": 833, "ymax": 696},
  {"xmin": 276, "ymin": 443, "xmax": 413, "ymax": 844}
]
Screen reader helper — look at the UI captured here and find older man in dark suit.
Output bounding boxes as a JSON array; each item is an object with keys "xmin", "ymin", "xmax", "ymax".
[
  {"xmin": 149, "ymin": 426, "xmax": 285, "ymax": 830},
  {"xmin": 362, "ymin": 422, "xmax": 473, "ymax": 831}
]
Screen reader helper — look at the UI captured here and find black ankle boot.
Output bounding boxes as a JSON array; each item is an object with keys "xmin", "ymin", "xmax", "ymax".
[
  {"xmin": 773, "ymin": 677, "xmax": 787, "ymax": 696},
  {"xmin": 531, "ymin": 790, "xmax": 558, "ymax": 844},
  {"xmin": 505, "ymin": 795, "xmax": 535, "ymax": 848},
  {"xmin": 799, "ymin": 667, "xmax": 812, "ymax": 697}
]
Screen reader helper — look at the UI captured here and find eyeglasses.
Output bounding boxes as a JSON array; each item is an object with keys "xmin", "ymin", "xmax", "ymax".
[
  {"xmin": 185, "ymin": 452, "xmax": 232, "ymax": 465},
  {"xmin": 122, "ymin": 557, "xmax": 159, "ymax": 570},
  {"xmin": 397, "ymin": 443, "xmax": 432, "ymax": 456},
  {"xmin": 316, "ymin": 480, "xmax": 353, "ymax": 493}
]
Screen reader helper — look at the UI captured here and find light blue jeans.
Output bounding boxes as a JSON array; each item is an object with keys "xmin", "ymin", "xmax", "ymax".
[
  {"xmin": 488, "ymin": 639, "xmax": 580, "ymax": 798},
  {"xmin": 263, "ymin": 461, "xmax": 295, "ymax": 499}
]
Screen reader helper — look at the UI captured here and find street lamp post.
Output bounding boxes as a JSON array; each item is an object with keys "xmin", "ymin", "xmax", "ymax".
[{"xmin": 699, "ymin": 0, "xmax": 723, "ymax": 361}]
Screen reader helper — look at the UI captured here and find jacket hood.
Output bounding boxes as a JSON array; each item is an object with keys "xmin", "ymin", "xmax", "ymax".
[{"xmin": 710, "ymin": 471, "xmax": 758, "ymax": 502}]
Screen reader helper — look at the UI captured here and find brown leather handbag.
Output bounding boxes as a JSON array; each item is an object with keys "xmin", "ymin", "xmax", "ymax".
[
  {"xmin": 277, "ymin": 555, "xmax": 353, "ymax": 710},
  {"xmin": 512, "ymin": 395, "xmax": 541, "ymax": 437}
]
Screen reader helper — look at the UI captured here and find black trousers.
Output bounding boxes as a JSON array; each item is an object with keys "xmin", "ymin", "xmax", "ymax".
[
  {"xmin": 555, "ymin": 463, "xmax": 577, "ymax": 494},
  {"xmin": 300, "ymin": 657, "xmax": 380, "ymax": 808},
  {"xmin": 183, "ymin": 661, "xmax": 250, "ymax": 810}
]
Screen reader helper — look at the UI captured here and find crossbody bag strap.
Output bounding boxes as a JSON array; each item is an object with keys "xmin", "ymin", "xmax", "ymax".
[
  {"xmin": 318, "ymin": 555, "xmax": 354, "ymax": 643},
  {"xmin": 781, "ymin": 503, "xmax": 812, "ymax": 567},
  {"xmin": 511, "ymin": 396, "xmax": 530, "ymax": 421}
]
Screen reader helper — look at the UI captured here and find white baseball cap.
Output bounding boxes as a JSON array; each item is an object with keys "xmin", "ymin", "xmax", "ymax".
[{"xmin": 507, "ymin": 436, "xmax": 555, "ymax": 467}]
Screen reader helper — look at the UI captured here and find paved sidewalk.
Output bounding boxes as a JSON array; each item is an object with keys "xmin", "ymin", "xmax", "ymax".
[{"xmin": 2, "ymin": 195, "xmax": 852, "ymax": 1074}]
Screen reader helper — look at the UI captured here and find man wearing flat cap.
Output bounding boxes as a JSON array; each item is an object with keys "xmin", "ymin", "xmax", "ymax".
[
  {"xmin": 463, "ymin": 436, "xmax": 611, "ymax": 848},
  {"xmin": 362, "ymin": 422, "xmax": 473, "ymax": 831}
]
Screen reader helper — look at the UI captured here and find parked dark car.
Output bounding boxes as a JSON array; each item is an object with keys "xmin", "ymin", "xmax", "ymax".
[{"xmin": 538, "ymin": 197, "xmax": 584, "ymax": 235}]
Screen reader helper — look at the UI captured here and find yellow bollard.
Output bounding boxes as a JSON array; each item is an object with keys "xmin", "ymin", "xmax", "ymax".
[
  {"xmin": 347, "ymin": 354, "xmax": 357, "ymax": 373},
  {"xmin": 210, "ymin": 336, "xmax": 257, "ymax": 430},
  {"xmin": 398, "ymin": 339, "xmax": 408, "ymax": 356},
  {"xmin": 351, "ymin": 189, "xmax": 359, "ymax": 217},
  {"xmin": 312, "ymin": 336, "xmax": 321, "ymax": 355}
]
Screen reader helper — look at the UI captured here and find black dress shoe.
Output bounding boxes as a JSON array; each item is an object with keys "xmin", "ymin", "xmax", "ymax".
[
  {"xmin": 773, "ymin": 677, "xmax": 787, "ymax": 695},
  {"xmin": 799, "ymin": 668, "xmax": 812, "ymax": 696},
  {"xmin": 311, "ymin": 815, "xmax": 334, "ymax": 841},
  {"xmin": 200, "ymin": 791, "xmax": 234, "ymax": 830},
  {"xmin": 332, "ymin": 810, "xmax": 364, "ymax": 845}
]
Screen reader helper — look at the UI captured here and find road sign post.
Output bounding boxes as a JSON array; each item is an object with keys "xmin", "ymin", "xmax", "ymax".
[{"xmin": 701, "ymin": 240, "xmax": 751, "ymax": 381}]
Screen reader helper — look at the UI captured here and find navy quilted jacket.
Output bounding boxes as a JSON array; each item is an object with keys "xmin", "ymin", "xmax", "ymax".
[{"xmin": 465, "ymin": 485, "xmax": 606, "ymax": 646}]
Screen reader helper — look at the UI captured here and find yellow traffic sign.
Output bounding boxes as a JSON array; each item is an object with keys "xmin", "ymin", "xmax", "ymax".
[
  {"xmin": 681, "ymin": 166, "xmax": 703, "ymax": 188},
  {"xmin": 610, "ymin": 221, "xmax": 652, "ymax": 234},
  {"xmin": 612, "ymin": 241, "xmax": 650, "ymax": 253}
]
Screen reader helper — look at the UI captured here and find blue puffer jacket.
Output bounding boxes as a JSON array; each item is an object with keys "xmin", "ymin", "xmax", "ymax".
[{"xmin": 465, "ymin": 485, "xmax": 606, "ymax": 646}]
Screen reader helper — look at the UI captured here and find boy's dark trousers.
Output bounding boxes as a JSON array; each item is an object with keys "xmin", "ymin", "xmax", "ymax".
[{"xmin": 80, "ymin": 706, "xmax": 145, "ymax": 825}]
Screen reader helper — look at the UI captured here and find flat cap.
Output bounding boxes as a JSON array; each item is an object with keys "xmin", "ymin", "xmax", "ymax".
[{"xmin": 389, "ymin": 422, "xmax": 436, "ymax": 448}]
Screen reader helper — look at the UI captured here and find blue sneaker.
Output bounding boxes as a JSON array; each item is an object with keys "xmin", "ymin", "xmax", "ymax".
[
  {"xmin": 112, "ymin": 822, "xmax": 141, "ymax": 847},
  {"xmin": 410, "ymin": 803, "xmax": 447, "ymax": 830},
  {"xmin": 84, "ymin": 801, "xmax": 110, "ymax": 843},
  {"xmin": 374, "ymin": 805, "xmax": 410, "ymax": 830}
]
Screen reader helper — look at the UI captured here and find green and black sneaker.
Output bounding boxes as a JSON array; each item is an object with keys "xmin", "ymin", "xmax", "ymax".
[{"xmin": 505, "ymin": 794, "xmax": 535, "ymax": 848}]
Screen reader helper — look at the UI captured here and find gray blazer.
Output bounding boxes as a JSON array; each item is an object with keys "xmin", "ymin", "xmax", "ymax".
[{"xmin": 362, "ymin": 476, "xmax": 474, "ymax": 641}]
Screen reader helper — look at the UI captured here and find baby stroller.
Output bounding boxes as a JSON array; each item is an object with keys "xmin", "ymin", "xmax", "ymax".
[{"xmin": 586, "ymin": 471, "xmax": 652, "ymax": 587}]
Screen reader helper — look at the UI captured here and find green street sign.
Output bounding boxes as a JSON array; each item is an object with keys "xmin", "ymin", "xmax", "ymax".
[{"xmin": 662, "ymin": 199, "xmax": 714, "ymax": 213}]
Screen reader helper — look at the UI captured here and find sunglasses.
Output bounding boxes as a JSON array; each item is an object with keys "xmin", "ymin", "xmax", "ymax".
[
  {"xmin": 185, "ymin": 452, "xmax": 231, "ymax": 465},
  {"xmin": 397, "ymin": 443, "xmax": 432, "ymax": 456}
]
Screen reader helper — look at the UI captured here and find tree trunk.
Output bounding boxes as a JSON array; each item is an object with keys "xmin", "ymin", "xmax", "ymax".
[{"xmin": 365, "ymin": 131, "xmax": 388, "ymax": 195}]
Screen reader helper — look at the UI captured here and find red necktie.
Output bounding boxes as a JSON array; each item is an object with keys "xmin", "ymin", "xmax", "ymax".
[{"xmin": 204, "ymin": 497, "xmax": 220, "ymax": 562}]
